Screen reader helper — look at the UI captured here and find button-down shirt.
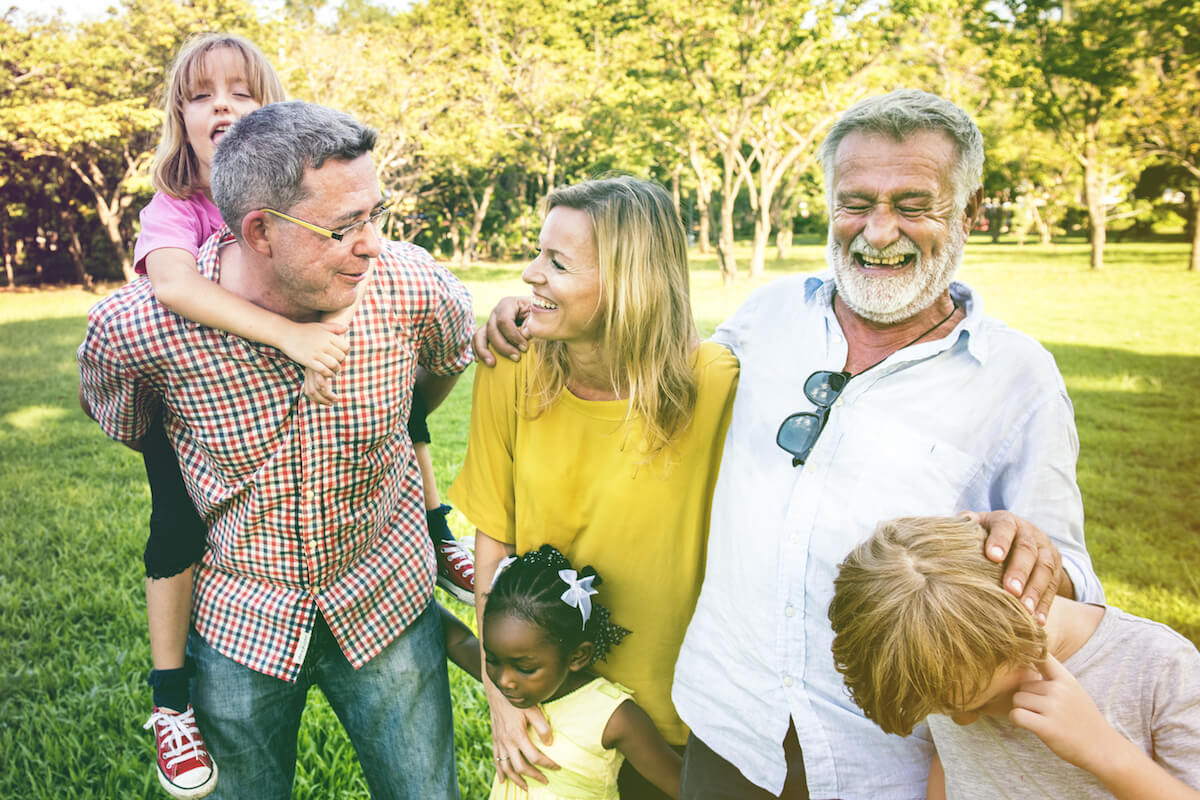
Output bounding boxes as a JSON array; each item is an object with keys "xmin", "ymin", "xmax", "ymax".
[
  {"xmin": 78, "ymin": 229, "xmax": 474, "ymax": 681},
  {"xmin": 672, "ymin": 273, "xmax": 1102, "ymax": 799}
]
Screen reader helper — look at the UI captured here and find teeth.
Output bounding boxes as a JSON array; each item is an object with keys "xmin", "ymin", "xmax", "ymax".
[
  {"xmin": 859, "ymin": 253, "xmax": 912, "ymax": 267},
  {"xmin": 531, "ymin": 297, "xmax": 557, "ymax": 310}
]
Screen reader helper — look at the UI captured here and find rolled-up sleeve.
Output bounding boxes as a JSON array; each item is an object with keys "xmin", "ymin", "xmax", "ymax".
[
  {"xmin": 989, "ymin": 386, "xmax": 1104, "ymax": 604},
  {"xmin": 412, "ymin": 249, "xmax": 474, "ymax": 377}
]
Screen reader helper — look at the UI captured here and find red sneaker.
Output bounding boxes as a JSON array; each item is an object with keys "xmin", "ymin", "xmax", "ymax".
[
  {"xmin": 436, "ymin": 537, "xmax": 476, "ymax": 605},
  {"xmin": 144, "ymin": 705, "xmax": 218, "ymax": 799}
]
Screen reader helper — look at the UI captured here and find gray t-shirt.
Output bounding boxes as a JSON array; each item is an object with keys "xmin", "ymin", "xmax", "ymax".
[{"xmin": 928, "ymin": 606, "xmax": 1200, "ymax": 799}]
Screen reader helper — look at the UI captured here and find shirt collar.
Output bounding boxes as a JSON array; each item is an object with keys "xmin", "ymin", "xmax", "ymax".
[{"xmin": 805, "ymin": 270, "xmax": 988, "ymax": 367}]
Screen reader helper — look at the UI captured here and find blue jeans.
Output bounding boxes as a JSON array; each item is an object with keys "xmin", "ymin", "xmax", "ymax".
[{"xmin": 189, "ymin": 599, "xmax": 458, "ymax": 800}]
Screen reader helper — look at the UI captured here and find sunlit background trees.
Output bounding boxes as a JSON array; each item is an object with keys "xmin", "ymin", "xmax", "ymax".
[{"xmin": 2, "ymin": 0, "xmax": 1196, "ymax": 286}]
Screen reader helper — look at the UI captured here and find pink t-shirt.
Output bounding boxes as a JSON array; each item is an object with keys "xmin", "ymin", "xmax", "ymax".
[{"xmin": 133, "ymin": 191, "xmax": 226, "ymax": 275}]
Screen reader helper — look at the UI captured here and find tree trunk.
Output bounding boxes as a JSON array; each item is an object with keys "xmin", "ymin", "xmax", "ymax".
[
  {"xmin": 464, "ymin": 180, "xmax": 495, "ymax": 264},
  {"xmin": 670, "ymin": 165, "xmax": 681, "ymax": 219},
  {"xmin": 717, "ymin": 151, "xmax": 739, "ymax": 283},
  {"xmin": 1082, "ymin": 130, "xmax": 1105, "ymax": 271},
  {"xmin": 544, "ymin": 139, "xmax": 558, "ymax": 201},
  {"xmin": 687, "ymin": 137, "xmax": 714, "ymax": 254},
  {"xmin": 447, "ymin": 220, "xmax": 464, "ymax": 264},
  {"xmin": 775, "ymin": 216, "xmax": 793, "ymax": 259},
  {"xmin": 1, "ymin": 218, "xmax": 12, "ymax": 288},
  {"xmin": 69, "ymin": 157, "xmax": 135, "ymax": 281},
  {"xmin": 749, "ymin": 200, "xmax": 769, "ymax": 278},
  {"xmin": 1191, "ymin": 189, "xmax": 1200, "ymax": 271},
  {"xmin": 61, "ymin": 209, "xmax": 92, "ymax": 288}
]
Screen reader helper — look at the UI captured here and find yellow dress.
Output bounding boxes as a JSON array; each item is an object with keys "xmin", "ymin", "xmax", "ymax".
[
  {"xmin": 488, "ymin": 677, "xmax": 634, "ymax": 800},
  {"xmin": 449, "ymin": 341, "xmax": 738, "ymax": 745}
]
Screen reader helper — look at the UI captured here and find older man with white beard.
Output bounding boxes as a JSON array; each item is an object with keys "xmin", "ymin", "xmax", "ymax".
[{"xmin": 669, "ymin": 89, "xmax": 1103, "ymax": 799}]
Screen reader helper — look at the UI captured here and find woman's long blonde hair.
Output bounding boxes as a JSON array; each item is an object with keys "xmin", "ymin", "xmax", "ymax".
[
  {"xmin": 151, "ymin": 33, "xmax": 287, "ymax": 199},
  {"xmin": 525, "ymin": 175, "xmax": 699, "ymax": 456}
]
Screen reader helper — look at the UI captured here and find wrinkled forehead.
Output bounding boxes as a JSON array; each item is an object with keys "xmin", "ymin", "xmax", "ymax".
[{"xmin": 832, "ymin": 129, "xmax": 959, "ymax": 194}]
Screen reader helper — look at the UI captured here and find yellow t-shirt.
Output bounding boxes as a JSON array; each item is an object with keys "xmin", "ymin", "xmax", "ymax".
[{"xmin": 449, "ymin": 340, "xmax": 738, "ymax": 745}]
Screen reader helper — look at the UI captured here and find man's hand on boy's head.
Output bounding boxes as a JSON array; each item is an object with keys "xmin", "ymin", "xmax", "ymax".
[{"xmin": 965, "ymin": 510, "xmax": 1069, "ymax": 625}]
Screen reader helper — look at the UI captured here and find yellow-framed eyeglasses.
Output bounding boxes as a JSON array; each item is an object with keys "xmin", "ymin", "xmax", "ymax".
[{"xmin": 260, "ymin": 203, "xmax": 392, "ymax": 242}]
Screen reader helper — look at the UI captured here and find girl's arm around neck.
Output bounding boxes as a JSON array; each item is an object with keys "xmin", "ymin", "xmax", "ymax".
[
  {"xmin": 144, "ymin": 248, "xmax": 349, "ymax": 378},
  {"xmin": 601, "ymin": 699, "xmax": 682, "ymax": 799}
]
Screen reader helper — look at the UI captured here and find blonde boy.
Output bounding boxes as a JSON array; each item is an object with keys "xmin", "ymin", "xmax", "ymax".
[{"xmin": 829, "ymin": 516, "xmax": 1200, "ymax": 800}]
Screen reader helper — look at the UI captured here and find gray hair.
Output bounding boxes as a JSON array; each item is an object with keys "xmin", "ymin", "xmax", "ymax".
[
  {"xmin": 211, "ymin": 101, "xmax": 378, "ymax": 235},
  {"xmin": 818, "ymin": 89, "xmax": 984, "ymax": 212}
]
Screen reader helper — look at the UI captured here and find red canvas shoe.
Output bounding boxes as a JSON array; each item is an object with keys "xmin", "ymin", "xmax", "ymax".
[
  {"xmin": 436, "ymin": 537, "xmax": 476, "ymax": 605},
  {"xmin": 143, "ymin": 705, "xmax": 218, "ymax": 799}
]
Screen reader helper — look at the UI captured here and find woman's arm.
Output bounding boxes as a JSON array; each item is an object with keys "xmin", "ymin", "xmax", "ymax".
[
  {"xmin": 601, "ymin": 699, "xmax": 682, "ymax": 799},
  {"xmin": 474, "ymin": 531, "xmax": 558, "ymax": 789},
  {"xmin": 145, "ymin": 249, "xmax": 349, "ymax": 378}
]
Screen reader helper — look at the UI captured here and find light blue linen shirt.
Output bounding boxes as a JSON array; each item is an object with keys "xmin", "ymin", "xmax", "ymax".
[{"xmin": 672, "ymin": 273, "xmax": 1102, "ymax": 799}]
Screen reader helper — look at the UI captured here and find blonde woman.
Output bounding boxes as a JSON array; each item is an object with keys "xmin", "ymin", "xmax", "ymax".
[{"xmin": 449, "ymin": 176, "xmax": 738, "ymax": 799}]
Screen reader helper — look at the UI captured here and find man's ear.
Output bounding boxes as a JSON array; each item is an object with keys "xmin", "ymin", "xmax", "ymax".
[
  {"xmin": 566, "ymin": 642, "xmax": 594, "ymax": 672},
  {"xmin": 962, "ymin": 187, "xmax": 984, "ymax": 235},
  {"xmin": 241, "ymin": 211, "xmax": 273, "ymax": 257}
]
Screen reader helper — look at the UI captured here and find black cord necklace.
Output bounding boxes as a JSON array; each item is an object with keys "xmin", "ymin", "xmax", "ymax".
[{"xmin": 837, "ymin": 292, "xmax": 961, "ymax": 378}]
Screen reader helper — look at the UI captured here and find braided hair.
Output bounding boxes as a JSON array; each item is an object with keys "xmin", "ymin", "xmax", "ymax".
[{"xmin": 484, "ymin": 544, "xmax": 631, "ymax": 665}]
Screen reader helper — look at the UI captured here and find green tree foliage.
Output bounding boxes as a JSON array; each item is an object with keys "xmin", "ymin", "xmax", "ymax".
[
  {"xmin": 975, "ymin": 0, "xmax": 1150, "ymax": 270},
  {"xmin": 1, "ymin": 0, "xmax": 271, "ymax": 282},
  {"xmin": 0, "ymin": 0, "xmax": 1186, "ymax": 285},
  {"xmin": 1133, "ymin": 0, "xmax": 1200, "ymax": 270}
]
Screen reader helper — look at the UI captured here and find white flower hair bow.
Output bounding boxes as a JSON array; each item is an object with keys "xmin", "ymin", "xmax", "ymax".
[
  {"xmin": 490, "ymin": 556, "xmax": 517, "ymax": 590},
  {"xmin": 558, "ymin": 569, "xmax": 598, "ymax": 629}
]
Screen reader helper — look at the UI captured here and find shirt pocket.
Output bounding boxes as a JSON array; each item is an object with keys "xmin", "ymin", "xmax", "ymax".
[
  {"xmin": 842, "ymin": 407, "xmax": 980, "ymax": 516},
  {"xmin": 809, "ymin": 403, "xmax": 982, "ymax": 576}
]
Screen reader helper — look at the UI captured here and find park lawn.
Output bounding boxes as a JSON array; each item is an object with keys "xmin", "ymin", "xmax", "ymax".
[{"xmin": 0, "ymin": 237, "xmax": 1196, "ymax": 798}]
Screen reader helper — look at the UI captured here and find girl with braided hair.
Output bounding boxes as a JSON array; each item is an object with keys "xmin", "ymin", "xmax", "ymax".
[{"xmin": 482, "ymin": 545, "xmax": 682, "ymax": 799}]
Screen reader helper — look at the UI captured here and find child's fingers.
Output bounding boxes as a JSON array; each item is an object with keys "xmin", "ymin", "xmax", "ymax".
[
  {"xmin": 318, "ymin": 321, "xmax": 349, "ymax": 335},
  {"xmin": 1036, "ymin": 653, "xmax": 1070, "ymax": 680},
  {"xmin": 324, "ymin": 335, "xmax": 350, "ymax": 357},
  {"xmin": 1008, "ymin": 706, "xmax": 1047, "ymax": 735}
]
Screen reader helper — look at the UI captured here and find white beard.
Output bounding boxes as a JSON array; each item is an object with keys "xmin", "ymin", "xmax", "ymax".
[{"xmin": 828, "ymin": 223, "xmax": 967, "ymax": 324}]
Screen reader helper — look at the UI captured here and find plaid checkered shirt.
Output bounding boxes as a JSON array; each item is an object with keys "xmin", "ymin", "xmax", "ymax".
[{"xmin": 78, "ymin": 229, "xmax": 474, "ymax": 681}]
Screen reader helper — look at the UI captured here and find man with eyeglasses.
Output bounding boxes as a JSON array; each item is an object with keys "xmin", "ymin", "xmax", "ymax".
[{"xmin": 78, "ymin": 101, "xmax": 473, "ymax": 799}]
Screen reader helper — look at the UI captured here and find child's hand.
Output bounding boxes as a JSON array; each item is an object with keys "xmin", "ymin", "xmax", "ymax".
[
  {"xmin": 303, "ymin": 369, "xmax": 338, "ymax": 406},
  {"xmin": 1009, "ymin": 654, "xmax": 1121, "ymax": 772},
  {"xmin": 283, "ymin": 322, "xmax": 350, "ymax": 378}
]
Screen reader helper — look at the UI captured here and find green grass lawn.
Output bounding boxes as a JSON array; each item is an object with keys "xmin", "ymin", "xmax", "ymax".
[{"xmin": 1, "ymin": 237, "xmax": 1196, "ymax": 798}]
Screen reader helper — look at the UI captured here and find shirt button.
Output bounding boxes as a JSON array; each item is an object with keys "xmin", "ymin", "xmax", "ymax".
[
  {"xmin": 785, "ymin": 605, "xmax": 795, "ymax": 617},
  {"xmin": 305, "ymin": 489, "xmax": 314, "ymax": 500},
  {"xmin": 783, "ymin": 676, "xmax": 794, "ymax": 687}
]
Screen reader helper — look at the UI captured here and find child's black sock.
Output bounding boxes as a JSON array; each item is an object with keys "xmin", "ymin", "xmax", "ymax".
[
  {"xmin": 147, "ymin": 658, "xmax": 195, "ymax": 712},
  {"xmin": 426, "ymin": 503, "xmax": 454, "ymax": 545}
]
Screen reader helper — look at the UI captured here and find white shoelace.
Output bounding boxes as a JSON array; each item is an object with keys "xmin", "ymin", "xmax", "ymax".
[
  {"xmin": 144, "ymin": 707, "xmax": 207, "ymax": 770},
  {"xmin": 440, "ymin": 541, "xmax": 475, "ymax": 578}
]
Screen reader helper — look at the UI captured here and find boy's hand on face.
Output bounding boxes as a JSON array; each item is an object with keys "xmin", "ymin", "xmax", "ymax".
[{"xmin": 1009, "ymin": 654, "xmax": 1118, "ymax": 772}]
